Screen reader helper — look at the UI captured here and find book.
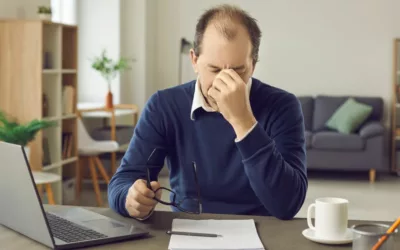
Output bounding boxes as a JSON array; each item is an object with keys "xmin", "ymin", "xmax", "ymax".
[
  {"xmin": 62, "ymin": 133, "xmax": 73, "ymax": 159},
  {"xmin": 62, "ymin": 86, "xmax": 75, "ymax": 114}
]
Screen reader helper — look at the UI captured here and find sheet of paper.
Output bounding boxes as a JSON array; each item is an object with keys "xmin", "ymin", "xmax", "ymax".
[{"xmin": 168, "ymin": 219, "xmax": 265, "ymax": 250}]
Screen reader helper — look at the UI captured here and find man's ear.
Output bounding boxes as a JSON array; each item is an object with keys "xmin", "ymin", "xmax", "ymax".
[{"xmin": 190, "ymin": 49, "xmax": 199, "ymax": 74}]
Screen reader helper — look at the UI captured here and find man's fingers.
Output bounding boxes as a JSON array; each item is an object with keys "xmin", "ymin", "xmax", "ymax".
[
  {"xmin": 150, "ymin": 181, "xmax": 163, "ymax": 200},
  {"xmin": 126, "ymin": 200, "xmax": 153, "ymax": 218},
  {"xmin": 128, "ymin": 198, "xmax": 154, "ymax": 213},
  {"xmin": 132, "ymin": 191, "xmax": 158, "ymax": 206},
  {"xmin": 150, "ymin": 181, "xmax": 161, "ymax": 191},
  {"xmin": 134, "ymin": 179, "xmax": 155, "ymax": 198},
  {"xmin": 212, "ymin": 78, "xmax": 229, "ymax": 93},
  {"xmin": 208, "ymin": 86, "xmax": 220, "ymax": 100},
  {"xmin": 224, "ymin": 69, "xmax": 243, "ymax": 83},
  {"xmin": 216, "ymin": 71, "xmax": 235, "ymax": 88}
]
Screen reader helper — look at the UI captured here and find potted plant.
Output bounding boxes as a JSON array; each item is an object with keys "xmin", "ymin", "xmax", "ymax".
[
  {"xmin": 0, "ymin": 111, "xmax": 57, "ymax": 160},
  {"xmin": 91, "ymin": 49, "xmax": 131, "ymax": 108},
  {"xmin": 38, "ymin": 6, "xmax": 52, "ymax": 21}
]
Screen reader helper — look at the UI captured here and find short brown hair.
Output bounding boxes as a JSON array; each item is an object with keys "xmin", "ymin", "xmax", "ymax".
[{"xmin": 193, "ymin": 4, "xmax": 262, "ymax": 64}]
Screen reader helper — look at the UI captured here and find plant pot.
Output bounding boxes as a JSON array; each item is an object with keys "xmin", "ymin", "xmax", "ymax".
[
  {"xmin": 106, "ymin": 91, "xmax": 113, "ymax": 109},
  {"xmin": 24, "ymin": 146, "xmax": 30, "ymax": 162},
  {"xmin": 38, "ymin": 13, "xmax": 52, "ymax": 21}
]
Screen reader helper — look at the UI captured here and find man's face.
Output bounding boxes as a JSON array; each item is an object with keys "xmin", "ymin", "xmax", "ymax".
[{"xmin": 190, "ymin": 23, "xmax": 255, "ymax": 105}]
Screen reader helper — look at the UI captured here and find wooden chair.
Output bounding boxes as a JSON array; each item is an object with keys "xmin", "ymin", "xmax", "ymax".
[
  {"xmin": 77, "ymin": 104, "xmax": 139, "ymax": 175},
  {"xmin": 76, "ymin": 118, "xmax": 119, "ymax": 206},
  {"xmin": 33, "ymin": 171, "xmax": 61, "ymax": 205}
]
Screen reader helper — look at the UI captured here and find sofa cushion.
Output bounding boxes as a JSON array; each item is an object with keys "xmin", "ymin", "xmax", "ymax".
[
  {"xmin": 305, "ymin": 130, "xmax": 312, "ymax": 149},
  {"xmin": 312, "ymin": 131, "xmax": 364, "ymax": 150},
  {"xmin": 298, "ymin": 96, "xmax": 314, "ymax": 131},
  {"xmin": 325, "ymin": 98, "xmax": 373, "ymax": 134},
  {"xmin": 312, "ymin": 95, "xmax": 383, "ymax": 132},
  {"xmin": 359, "ymin": 121, "xmax": 384, "ymax": 139}
]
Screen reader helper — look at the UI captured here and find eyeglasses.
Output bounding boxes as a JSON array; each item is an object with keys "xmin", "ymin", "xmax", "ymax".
[{"xmin": 146, "ymin": 149, "xmax": 202, "ymax": 214}]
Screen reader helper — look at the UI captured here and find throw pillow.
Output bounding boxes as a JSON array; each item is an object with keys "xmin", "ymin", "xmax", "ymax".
[{"xmin": 325, "ymin": 98, "xmax": 373, "ymax": 134}]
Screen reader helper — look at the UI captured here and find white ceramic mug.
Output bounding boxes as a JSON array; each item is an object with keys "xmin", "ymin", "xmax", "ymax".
[{"xmin": 307, "ymin": 197, "xmax": 349, "ymax": 240}]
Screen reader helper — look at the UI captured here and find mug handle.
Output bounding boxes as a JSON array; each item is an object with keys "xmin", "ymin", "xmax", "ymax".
[{"xmin": 307, "ymin": 203, "xmax": 316, "ymax": 230}]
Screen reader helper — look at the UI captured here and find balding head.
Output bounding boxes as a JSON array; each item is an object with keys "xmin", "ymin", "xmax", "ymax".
[{"xmin": 193, "ymin": 4, "xmax": 261, "ymax": 65}]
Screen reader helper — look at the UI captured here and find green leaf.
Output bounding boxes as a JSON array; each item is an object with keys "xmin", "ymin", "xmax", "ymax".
[
  {"xmin": 0, "ymin": 110, "xmax": 57, "ymax": 146},
  {"xmin": 89, "ymin": 49, "xmax": 131, "ymax": 87}
]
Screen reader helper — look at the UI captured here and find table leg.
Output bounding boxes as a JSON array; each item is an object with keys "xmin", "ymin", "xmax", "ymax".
[
  {"xmin": 75, "ymin": 157, "xmax": 82, "ymax": 204},
  {"xmin": 94, "ymin": 156, "xmax": 110, "ymax": 184},
  {"xmin": 45, "ymin": 183, "xmax": 55, "ymax": 205},
  {"xmin": 111, "ymin": 152, "xmax": 116, "ymax": 174},
  {"xmin": 89, "ymin": 157, "xmax": 103, "ymax": 206},
  {"xmin": 37, "ymin": 184, "xmax": 43, "ymax": 201}
]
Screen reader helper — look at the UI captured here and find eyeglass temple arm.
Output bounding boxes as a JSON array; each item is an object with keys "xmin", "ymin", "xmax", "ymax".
[
  {"xmin": 146, "ymin": 167, "xmax": 152, "ymax": 190},
  {"xmin": 146, "ymin": 148, "xmax": 158, "ymax": 190}
]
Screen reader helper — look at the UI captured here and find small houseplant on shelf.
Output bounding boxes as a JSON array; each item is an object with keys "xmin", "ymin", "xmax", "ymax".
[
  {"xmin": 91, "ymin": 49, "xmax": 131, "ymax": 109},
  {"xmin": 0, "ymin": 111, "xmax": 56, "ymax": 160},
  {"xmin": 37, "ymin": 6, "xmax": 52, "ymax": 21}
]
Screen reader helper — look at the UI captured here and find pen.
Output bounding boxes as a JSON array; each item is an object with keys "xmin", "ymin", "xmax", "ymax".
[{"xmin": 166, "ymin": 230, "xmax": 221, "ymax": 237}]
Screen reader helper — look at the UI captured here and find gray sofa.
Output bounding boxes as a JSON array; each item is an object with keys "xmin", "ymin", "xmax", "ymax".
[{"xmin": 298, "ymin": 95, "xmax": 386, "ymax": 182}]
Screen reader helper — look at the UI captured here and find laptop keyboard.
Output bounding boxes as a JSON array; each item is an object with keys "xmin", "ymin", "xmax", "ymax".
[{"xmin": 46, "ymin": 212, "xmax": 108, "ymax": 243}]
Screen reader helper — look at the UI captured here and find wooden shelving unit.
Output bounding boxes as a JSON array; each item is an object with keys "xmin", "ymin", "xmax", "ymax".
[
  {"xmin": 391, "ymin": 38, "xmax": 400, "ymax": 175},
  {"xmin": 0, "ymin": 20, "xmax": 78, "ymax": 204}
]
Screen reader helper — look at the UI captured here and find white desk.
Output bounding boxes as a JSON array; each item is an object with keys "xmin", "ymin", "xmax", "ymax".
[{"xmin": 77, "ymin": 102, "xmax": 138, "ymax": 118}]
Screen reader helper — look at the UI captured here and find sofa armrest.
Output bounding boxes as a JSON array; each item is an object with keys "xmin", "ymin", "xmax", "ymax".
[{"xmin": 359, "ymin": 122, "xmax": 384, "ymax": 139}]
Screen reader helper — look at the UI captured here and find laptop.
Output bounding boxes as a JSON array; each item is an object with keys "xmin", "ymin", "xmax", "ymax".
[{"xmin": 0, "ymin": 142, "xmax": 149, "ymax": 249}]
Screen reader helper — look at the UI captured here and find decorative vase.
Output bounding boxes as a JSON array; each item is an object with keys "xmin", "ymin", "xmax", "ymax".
[
  {"xmin": 106, "ymin": 91, "xmax": 113, "ymax": 109},
  {"xmin": 38, "ymin": 13, "xmax": 52, "ymax": 21}
]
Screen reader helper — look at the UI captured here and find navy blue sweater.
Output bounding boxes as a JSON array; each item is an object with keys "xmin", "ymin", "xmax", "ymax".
[{"xmin": 108, "ymin": 78, "xmax": 307, "ymax": 220}]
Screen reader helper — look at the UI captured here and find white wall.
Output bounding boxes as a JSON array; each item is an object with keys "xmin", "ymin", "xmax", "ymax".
[
  {"xmin": 120, "ymin": 0, "xmax": 146, "ymax": 107},
  {"xmin": 120, "ymin": 0, "xmax": 158, "ymax": 110},
  {"xmin": 51, "ymin": 0, "xmax": 77, "ymax": 25},
  {"xmin": 0, "ymin": 0, "xmax": 50, "ymax": 18},
  {"xmin": 77, "ymin": 0, "xmax": 121, "ymax": 104},
  {"xmin": 155, "ymin": 0, "xmax": 396, "ymax": 125}
]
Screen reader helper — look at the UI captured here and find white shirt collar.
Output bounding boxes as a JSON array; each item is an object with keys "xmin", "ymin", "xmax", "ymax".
[{"xmin": 190, "ymin": 77, "xmax": 253, "ymax": 120}]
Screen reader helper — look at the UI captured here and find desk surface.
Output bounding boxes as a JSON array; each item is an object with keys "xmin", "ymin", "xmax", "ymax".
[
  {"xmin": 0, "ymin": 205, "xmax": 391, "ymax": 250},
  {"xmin": 78, "ymin": 102, "xmax": 137, "ymax": 118}
]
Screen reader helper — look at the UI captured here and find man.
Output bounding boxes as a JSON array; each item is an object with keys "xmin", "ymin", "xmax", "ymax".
[{"xmin": 108, "ymin": 4, "xmax": 307, "ymax": 220}]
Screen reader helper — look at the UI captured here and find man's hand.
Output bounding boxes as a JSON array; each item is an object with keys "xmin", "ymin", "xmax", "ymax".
[
  {"xmin": 125, "ymin": 179, "xmax": 162, "ymax": 219},
  {"xmin": 208, "ymin": 69, "xmax": 257, "ymax": 140}
]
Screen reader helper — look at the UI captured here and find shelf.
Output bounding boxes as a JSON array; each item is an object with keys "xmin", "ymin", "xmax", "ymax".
[
  {"xmin": 0, "ymin": 20, "xmax": 78, "ymax": 205},
  {"xmin": 62, "ymin": 69, "xmax": 76, "ymax": 74},
  {"xmin": 43, "ymin": 157, "xmax": 78, "ymax": 170},
  {"xmin": 62, "ymin": 114, "xmax": 77, "ymax": 120},
  {"xmin": 61, "ymin": 156, "xmax": 78, "ymax": 165},
  {"xmin": 43, "ymin": 69, "xmax": 60, "ymax": 74},
  {"xmin": 43, "ymin": 116, "xmax": 60, "ymax": 122},
  {"xmin": 43, "ymin": 162, "xmax": 62, "ymax": 171}
]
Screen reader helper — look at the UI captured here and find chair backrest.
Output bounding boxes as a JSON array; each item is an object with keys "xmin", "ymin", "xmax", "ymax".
[{"xmin": 77, "ymin": 118, "xmax": 95, "ymax": 148}]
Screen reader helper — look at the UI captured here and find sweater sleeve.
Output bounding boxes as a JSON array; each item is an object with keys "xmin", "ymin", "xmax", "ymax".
[
  {"xmin": 236, "ymin": 93, "xmax": 308, "ymax": 220},
  {"xmin": 108, "ymin": 92, "xmax": 168, "ymax": 217}
]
